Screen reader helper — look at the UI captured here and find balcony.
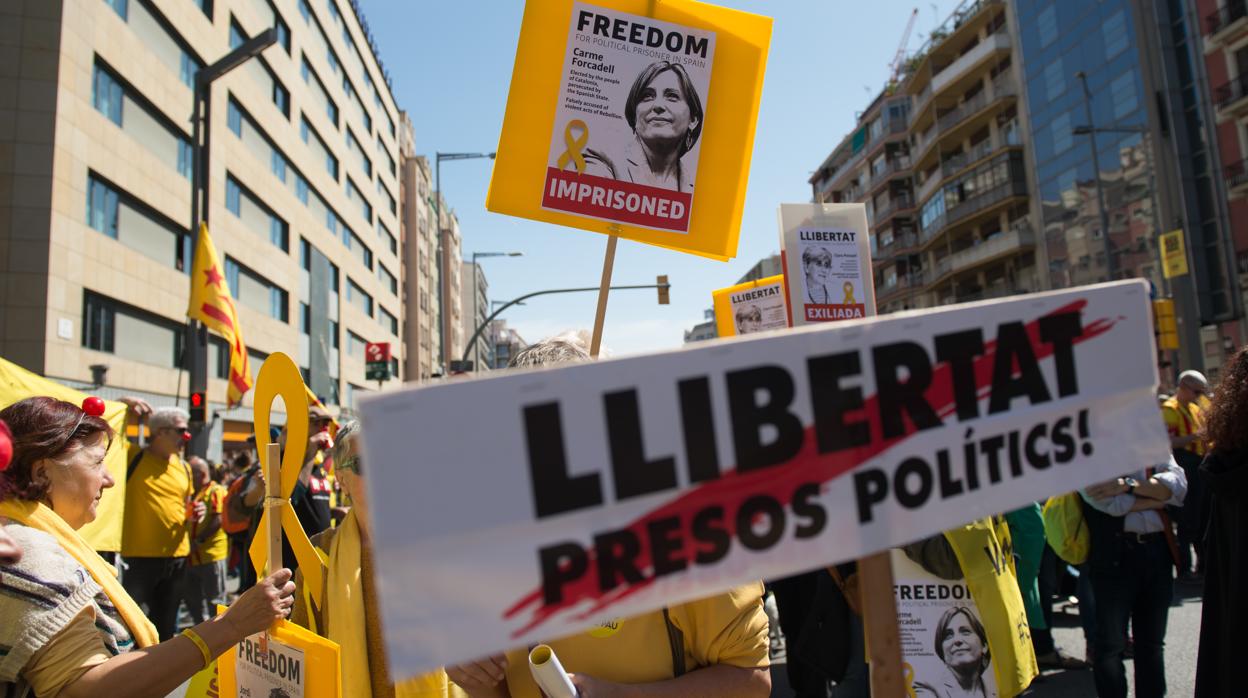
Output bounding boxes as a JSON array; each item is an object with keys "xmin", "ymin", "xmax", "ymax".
[
  {"xmin": 920, "ymin": 155, "xmax": 1028, "ymax": 245},
  {"xmin": 875, "ymin": 229, "xmax": 919, "ymax": 261},
  {"xmin": 877, "ymin": 269, "xmax": 927, "ymax": 301},
  {"xmin": 1206, "ymin": 1, "xmax": 1248, "ymax": 44},
  {"xmin": 1214, "ymin": 73, "xmax": 1248, "ymax": 117},
  {"xmin": 946, "ymin": 222, "xmax": 1035, "ymax": 276},
  {"xmin": 1227, "ymin": 157, "xmax": 1248, "ymax": 196},
  {"xmin": 930, "ymin": 29, "xmax": 1011, "ymax": 96},
  {"xmin": 874, "ymin": 192, "xmax": 916, "ymax": 224},
  {"xmin": 870, "ymin": 156, "xmax": 913, "ymax": 190},
  {"xmin": 915, "ymin": 75, "xmax": 1017, "ymax": 168}
]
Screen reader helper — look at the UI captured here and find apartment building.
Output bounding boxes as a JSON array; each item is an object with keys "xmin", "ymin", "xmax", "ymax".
[
  {"xmin": 810, "ymin": 0, "xmax": 1033, "ymax": 315},
  {"xmin": 440, "ymin": 204, "xmax": 464, "ymax": 370},
  {"xmin": 487, "ymin": 318, "xmax": 526, "ymax": 369},
  {"xmin": 0, "ymin": 0, "xmax": 404, "ymax": 451},
  {"xmin": 399, "ymin": 128, "xmax": 441, "ymax": 383},
  {"xmin": 1192, "ymin": 0, "xmax": 1248, "ymax": 367},
  {"xmin": 459, "ymin": 259, "xmax": 490, "ymax": 371}
]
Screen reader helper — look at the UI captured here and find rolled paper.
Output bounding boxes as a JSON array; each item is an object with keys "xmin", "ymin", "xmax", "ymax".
[{"xmin": 529, "ymin": 644, "xmax": 577, "ymax": 698}]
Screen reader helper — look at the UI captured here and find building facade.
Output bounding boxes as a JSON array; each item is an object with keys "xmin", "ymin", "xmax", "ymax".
[
  {"xmin": 399, "ymin": 132, "xmax": 441, "ymax": 382},
  {"xmin": 439, "ymin": 203, "xmax": 463, "ymax": 370},
  {"xmin": 488, "ymin": 318, "xmax": 526, "ymax": 369},
  {"xmin": 0, "ymin": 0, "xmax": 405, "ymax": 451},
  {"xmin": 459, "ymin": 259, "xmax": 491, "ymax": 371},
  {"xmin": 1192, "ymin": 0, "xmax": 1248, "ymax": 371}
]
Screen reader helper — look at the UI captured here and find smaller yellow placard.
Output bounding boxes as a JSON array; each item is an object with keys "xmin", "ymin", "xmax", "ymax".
[
  {"xmin": 711, "ymin": 274, "xmax": 788, "ymax": 337},
  {"xmin": 216, "ymin": 608, "xmax": 342, "ymax": 698},
  {"xmin": 1160, "ymin": 229, "xmax": 1188, "ymax": 279}
]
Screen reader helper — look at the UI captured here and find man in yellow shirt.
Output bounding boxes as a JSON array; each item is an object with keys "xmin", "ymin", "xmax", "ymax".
[
  {"xmin": 448, "ymin": 335, "xmax": 772, "ymax": 698},
  {"xmin": 1161, "ymin": 369, "xmax": 1210, "ymax": 579},
  {"xmin": 121, "ymin": 405, "xmax": 200, "ymax": 640},
  {"xmin": 183, "ymin": 456, "xmax": 228, "ymax": 624}
]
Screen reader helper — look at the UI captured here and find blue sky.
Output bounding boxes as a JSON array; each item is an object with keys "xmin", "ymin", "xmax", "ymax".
[{"xmin": 361, "ymin": 0, "xmax": 960, "ymax": 356}]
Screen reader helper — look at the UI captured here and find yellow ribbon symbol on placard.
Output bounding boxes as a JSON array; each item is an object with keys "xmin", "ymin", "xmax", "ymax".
[
  {"xmin": 842, "ymin": 281, "xmax": 856, "ymax": 305},
  {"xmin": 248, "ymin": 352, "xmax": 324, "ymax": 607},
  {"xmin": 556, "ymin": 119, "xmax": 589, "ymax": 174},
  {"xmin": 902, "ymin": 662, "xmax": 917, "ymax": 698}
]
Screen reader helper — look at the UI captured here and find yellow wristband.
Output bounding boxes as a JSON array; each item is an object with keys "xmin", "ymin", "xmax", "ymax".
[{"xmin": 181, "ymin": 628, "xmax": 212, "ymax": 670}]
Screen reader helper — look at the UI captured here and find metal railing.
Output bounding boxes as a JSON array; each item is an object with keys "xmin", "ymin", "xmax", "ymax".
[
  {"xmin": 1207, "ymin": 1, "xmax": 1247, "ymax": 36},
  {"xmin": 1227, "ymin": 158, "xmax": 1248, "ymax": 190},
  {"xmin": 1214, "ymin": 73, "xmax": 1248, "ymax": 110},
  {"xmin": 875, "ymin": 192, "xmax": 916, "ymax": 222}
]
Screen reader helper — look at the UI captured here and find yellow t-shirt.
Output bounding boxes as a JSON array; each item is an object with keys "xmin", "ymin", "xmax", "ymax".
[
  {"xmin": 190, "ymin": 482, "xmax": 229, "ymax": 565},
  {"xmin": 21, "ymin": 607, "xmax": 111, "ymax": 697},
  {"xmin": 1161, "ymin": 396, "xmax": 1207, "ymax": 456},
  {"xmin": 121, "ymin": 443, "xmax": 192, "ymax": 558},
  {"xmin": 501, "ymin": 583, "xmax": 769, "ymax": 698}
]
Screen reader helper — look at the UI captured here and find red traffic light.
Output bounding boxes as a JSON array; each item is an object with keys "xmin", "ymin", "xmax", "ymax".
[{"xmin": 190, "ymin": 392, "xmax": 204, "ymax": 408}]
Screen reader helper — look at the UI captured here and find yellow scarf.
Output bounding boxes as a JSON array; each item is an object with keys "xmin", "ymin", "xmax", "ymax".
[
  {"xmin": 944, "ymin": 517, "xmax": 1038, "ymax": 698},
  {"xmin": 0, "ymin": 499, "xmax": 159, "ymax": 647},
  {"xmin": 325, "ymin": 509, "xmax": 448, "ymax": 698}
]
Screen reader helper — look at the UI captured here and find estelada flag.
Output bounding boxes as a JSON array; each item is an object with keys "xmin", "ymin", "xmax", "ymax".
[{"xmin": 187, "ymin": 223, "xmax": 252, "ymax": 406}]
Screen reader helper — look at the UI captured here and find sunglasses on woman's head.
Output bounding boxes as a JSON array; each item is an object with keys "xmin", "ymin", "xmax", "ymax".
[{"xmin": 338, "ymin": 455, "xmax": 363, "ymax": 475}]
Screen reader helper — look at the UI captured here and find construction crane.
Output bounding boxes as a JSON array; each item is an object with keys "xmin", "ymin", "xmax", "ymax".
[{"xmin": 888, "ymin": 8, "xmax": 920, "ymax": 90}]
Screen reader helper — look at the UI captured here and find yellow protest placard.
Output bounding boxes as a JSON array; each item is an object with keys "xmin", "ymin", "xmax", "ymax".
[
  {"xmin": 1160, "ymin": 229, "xmax": 1188, "ymax": 279},
  {"xmin": 711, "ymin": 274, "xmax": 787, "ymax": 337},
  {"xmin": 217, "ymin": 610, "xmax": 342, "ymax": 698},
  {"xmin": 487, "ymin": 0, "xmax": 772, "ymax": 260}
]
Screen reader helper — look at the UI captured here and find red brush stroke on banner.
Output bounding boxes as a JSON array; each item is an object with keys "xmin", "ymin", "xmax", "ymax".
[
  {"xmin": 542, "ymin": 168, "xmax": 692, "ymax": 232},
  {"xmin": 502, "ymin": 300, "xmax": 1122, "ymax": 638}
]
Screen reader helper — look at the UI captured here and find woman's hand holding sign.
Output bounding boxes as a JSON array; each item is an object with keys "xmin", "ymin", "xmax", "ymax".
[{"xmin": 447, "ymin": 654, "xmax": 510, "ymax": 697}]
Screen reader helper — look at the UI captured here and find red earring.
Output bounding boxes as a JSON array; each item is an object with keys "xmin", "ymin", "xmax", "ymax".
[{"xmin": 0, "ymin": 420, "xmax": 13, "ymax": 473}]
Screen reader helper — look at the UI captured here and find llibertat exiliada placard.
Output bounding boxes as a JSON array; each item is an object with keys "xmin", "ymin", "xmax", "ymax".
[
  {"xmin": 487, "ymin": 0, "xmax": 772, "ymax": 260},
  {"xmin": 779, "ymin": 203, "xmax": 875, "ymax": 325},
  {"xmin": 712, "ymin": 274, "xmax": 787, "ymax": 337},
  {"xmin": 358, "ymin": 280, "xmax": 1168, "ymax": 677}
]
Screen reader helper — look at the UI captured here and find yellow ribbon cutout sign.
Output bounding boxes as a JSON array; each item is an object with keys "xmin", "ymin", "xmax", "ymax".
[
  {"xmin": 842, "ymin": 281, "xmax": 856, "ymax": 305},
  {"xmin": 556, "ymin": 119, "xmax": 589, "ymax": 174},
  {"xmin": 248, "ymin": 352, "xmax": 324, "ymax": 607}
]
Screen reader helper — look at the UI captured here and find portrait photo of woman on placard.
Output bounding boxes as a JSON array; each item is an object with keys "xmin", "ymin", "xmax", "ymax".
[
  {"xmin": 914, "ymin": 606, "xmax": 996, "ymax": 698},
  {"xmin": 584, "ymin": 60, "xmax": 704, "ymax": 193}
]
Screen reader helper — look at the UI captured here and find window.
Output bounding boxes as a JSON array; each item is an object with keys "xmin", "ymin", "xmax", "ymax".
[
  {"xmin": 377, "ymin": 179, "xmax": 396, "ymax": 216},
  {"xmin": 379, "ymin": 306, "xmax": 398, "ymax": 336},
  {"xmin": 1043, "ymin": 58, "xmax": 1064, "ymax": 101},
  {"xmin": 378, "ymin": 263, "xmax": 397, "ymax": 295},
  {"xmin": 297, "ymin": 0, "xmax": 310, "ymax": 22},
  {"xmin": 378, "ymin": 221, "xmax": 397, "ymax": 255},
  {"xmin": 83, "ymin": 291, "xmax": 184, "ymax": 367},
  {"xmin": 346, "ymin": 278, "xmax": 373, "ymax": 317},
  {"xmin": 225, "ymin": 174, "xmax": 289, "ymax": 251},
  {"xmin": 346, "ymin": 229, "xmax": 373, "ymax": 269},
  {"xmin": 92, "ymin": 60, "xmax": 193, "ymax": 180},
  {"xmin": 231, "ymin": 19, "xmax": 288, "ymax": 117},
  {"xmin": 1103, "ymin": 10, "xmax": 1128, "ymax": 60},
  {"xmin": 92, "ymin": 65, "xmax": 123, "ymax": 125},
  {"xmin": 105, "ymin": 0, "xmax": 129, "ymax": 19},
  {"xmin": 275, "ymin": 14, "xmax": 291, "ymax": 53},
  {"xmin": 300, "ymin": 57, "xmax": 339, "ymax": 126},
  {"xmin": 225, "ymin": 256, "xmax": 289, "ymax": 322},
  {"xmin": 346, "ymin": 129, "xmax": 372, "ymax": 177},
  {"xmin": 195, "ymin": 0, "xmax": 212, "ymax": 18},
  {"xmin": 300, "ymin": 302, "xmax": 310, "ymax": 334},
  {"xmin": 1037, "ymin": 5, "xmax": 1057, "ymax": 48},
  {"xmin": 301, "ymin": 117, "xmax": 339, "ymax": 179},
  {"xmin": 347, "ymin": 330, "xmax": 367, "ymax": 358},
  {"xmin": 1111, "ymin": 73, "xmax": 1138, "ymax": 120},
  {"xmin": 1051, "ymin": 111, "xmax": 1072, "ymax": 155},
  {"xmin": 87, "ymin": 176, "xmax": 120, "ymax": 239},
  {"xmin": 346, "ymin": 178, "xmax": 372, "ymax": 223},
  {"xmin": 227, "ymin": 99, "xmax": 242, "ymax": 135},
  {"xmin": 87, "ymin": 173, "xmax": 191, "ymax": 270}
]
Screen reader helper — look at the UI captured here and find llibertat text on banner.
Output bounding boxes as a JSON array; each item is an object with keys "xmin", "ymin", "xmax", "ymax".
[{"xmin": 357, "ymin": 280, "xmax": 1170, "ymax": 678}]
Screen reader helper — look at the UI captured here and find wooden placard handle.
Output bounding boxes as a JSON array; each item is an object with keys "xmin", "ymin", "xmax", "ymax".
[
  {"xmin": 589, "ymin": 235, "xmax": 619, "ymax": 358},
  {"xmin": 265, "ymin": 442, "xmax": 282, "ymax": 576},
  {"xmin": 859, "ymin": 551, "xmax": 903, "ymax": 697}
]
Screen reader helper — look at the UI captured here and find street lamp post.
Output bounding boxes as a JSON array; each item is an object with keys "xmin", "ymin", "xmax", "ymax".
[
  {"xmin": 469, "ymin": 251, "xmax": 523, "ymax": 371},
  {"xmin": 186, "ymin": 28, "xmax": 277, "ymax": 458},
  {"xmin": 1075, "ymin": 71, "xmax": 1116, "ymax": 281},
  {"xmin": 433, "ymin": 152, "xmax": 494, "ymax": 375}
]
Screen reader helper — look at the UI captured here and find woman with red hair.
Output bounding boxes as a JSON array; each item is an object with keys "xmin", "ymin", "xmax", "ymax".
[{"xmin": 0, "ymin": 396, "xmax": 295, "ymax": 697}]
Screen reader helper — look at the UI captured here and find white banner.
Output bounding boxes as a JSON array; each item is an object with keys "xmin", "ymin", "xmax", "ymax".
[{"xmin": 358, "ymin": 280, "xmax": 1169, "ymax": 678}]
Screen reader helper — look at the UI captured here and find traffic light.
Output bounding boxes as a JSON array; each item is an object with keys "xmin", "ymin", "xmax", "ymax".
[
  {"xmin": 189, "ymin": 391, "xmax": 207, "ymax": 423},
  {"xmin": 657, "ymin": 275, "xmax": 670, "ymax": 305},
  {"xmin": 1153, "ymin": 299, "xmax": 1178, "ymax": 351}
]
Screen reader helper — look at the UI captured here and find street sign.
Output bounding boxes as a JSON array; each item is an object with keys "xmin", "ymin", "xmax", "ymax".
[
  {"xmin": 366, "ymin": 342, "xmax": 392, "ymax": 383},
  {"xmin": 1160, "ymin": 229, "xmax": 1189, "ymax": 279}
]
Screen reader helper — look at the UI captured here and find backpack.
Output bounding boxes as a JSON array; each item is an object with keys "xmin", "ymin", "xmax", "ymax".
[
  {"xmin": 1042, "ymin": 492, "xmax": 1089, "ymax": 565},
  {"xmin": 222, "ymin": 469, "xmax": 259, "ymax": 535}
]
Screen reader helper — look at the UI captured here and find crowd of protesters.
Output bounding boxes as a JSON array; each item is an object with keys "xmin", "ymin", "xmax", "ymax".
[{"xmin": 0, "ymin": 340, "xmax": 1245, "ymax": 697}]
